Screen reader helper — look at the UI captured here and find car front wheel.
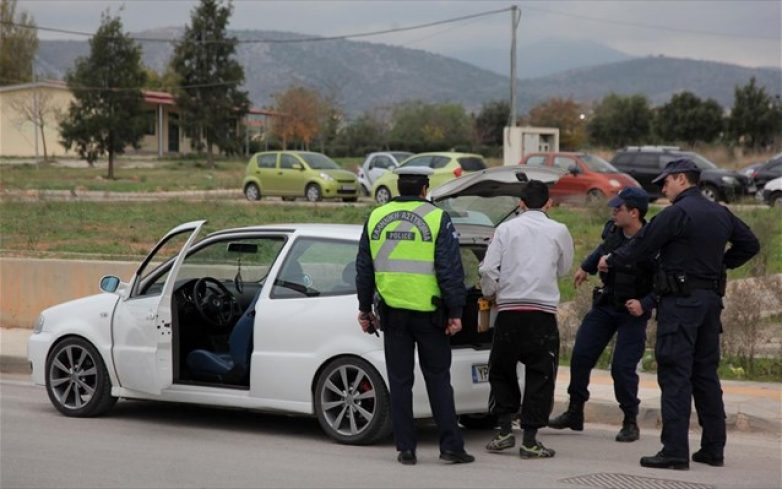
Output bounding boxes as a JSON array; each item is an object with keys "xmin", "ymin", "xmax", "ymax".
[
  {"xmin": 244, "ymin": 183, "xmax": 261, "ymax": 201},
  {"xmin": 45, "ymin": 337, "xmax": 116, "ymax": 417},
  {"xmin": 306, "ymin": 184, "xmax": 323, "ymax": 202},
  {"xmin": 314, "ymin": 357, "xmax": 391, "ymax": 445},
  {"xmin": 375, "ymin": 186, "xmax": 391, "ymax": 204},
  {"xmin": 700, "ymin": 184, "xmax": 720, "ymax": 202}
]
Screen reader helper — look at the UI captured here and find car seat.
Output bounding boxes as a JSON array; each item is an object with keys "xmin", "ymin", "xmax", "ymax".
[{"xmin": 186, "ymin": 288, "xmax": 260, "ymax": 384}]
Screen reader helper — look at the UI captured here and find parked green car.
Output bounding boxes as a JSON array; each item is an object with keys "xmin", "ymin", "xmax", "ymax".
[
  {"xmin": 370, "ymin": 152, "xmax": 488, "ymax": 203},
  {"xmin": 243, "ymin": 151, "xmax": 360, "ymax": 202}
]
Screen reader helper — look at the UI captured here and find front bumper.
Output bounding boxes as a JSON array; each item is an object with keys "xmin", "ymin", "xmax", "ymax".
[
  {"xmin": 27, "ymin": 331, "xmax": 53, "ymax": 386},
  {"xmin": 322, "ymin": 180, "xmax": 360, "ymax": 198}
]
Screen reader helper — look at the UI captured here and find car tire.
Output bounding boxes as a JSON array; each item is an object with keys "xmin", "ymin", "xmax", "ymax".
[
  {"xmin": 314, "ymin": 356, "xmax": 392, "ymax": 445},
  {"xmin": 586, "ymin": 189, "xmax": 606, "ymax": 203},
  {"xmin": 305, "ymin": 184, "xmax": 323, "ymax": 202},
  {"xmin": 45, "ymin": 336, "xmax": 117, "ymax": 417},
  {"xmin": 244, "ymin": 183, "xmax": 261, "ymax": 201},
  {"xmin": 342, "ymin": 197, "xmax": 358, "ymax": 203},
  {"xmin": 771, "ymin": 192, "xmax": 782, "ymax": 208},
  {"xmin": 700, "ymin": 184, "xmax": 720, "ymax": 202},
  {"xmin": 375, "ymin": 186, "xmax": 391, "ymax": 204},
  {"xmin": 459, "ymin": 413, "xmax": 498, "ymax": 430}
]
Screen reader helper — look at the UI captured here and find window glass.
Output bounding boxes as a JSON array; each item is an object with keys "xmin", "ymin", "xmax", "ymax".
[
  {"xmin": 271, "ymin": 238, "xmax": 358, "ymax": 298},
  {"xmin": 258, "ymin": 154, "xmax": 277, "ymax": 169},
  {"xmin": 553, "ymin": 156, "xmax": 576, "ymax": 170},
  {"xmin": 432, "ymin": 156, "xmax": 452, "ymax": 169},
  {"xmin": 524, "ymin": 156, "xmax": 546, "ymax": 166},
  {"xmin": 371, "ymin": 156, "xmax": 392, "ymax": 169},
  {"xmin": 299, "ymin": 152, "xmax": 340, "ymax": 169},
  {"xmin": 134, "ymin": 232, "xmax": 193, "ymax": 297},
  {"xmin": 580, "ymin": 154, "xmax": 619, "ymax": 173},
  {"xmin": 280, "ymin": 154, "xmax": 299, "ymax": 170},
  {"xmin": 401, "ymin": 156, "xmax": 433, "ymax": 168},
  {"xmin": 683, "ymin": 152, "xmax": 717, "ymax": 170},
  {"xmin": 177, "ymin": 237, "xmax": 285, "ymax": 284},
  {"xmin": 612, "ymin": 154, "xmax": 632, "ymax": 165},
  {"xmin": 391, "ymin": 152, "xmax": 413, "ymax": 163},
  {"xmin": 457, "ymin": 157, "xmax": 487, "ymax": 171}
]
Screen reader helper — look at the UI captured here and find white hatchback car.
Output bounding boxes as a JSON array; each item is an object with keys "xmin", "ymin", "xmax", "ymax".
[{"xmin": 28, "ymin": 165, "xmax": 562, "ymax": 445}]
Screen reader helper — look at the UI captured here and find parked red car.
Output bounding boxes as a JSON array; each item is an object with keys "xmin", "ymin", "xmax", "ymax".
[{"xmin": 520, "ymin": 152, "xmax": 641, "ymax": 204}]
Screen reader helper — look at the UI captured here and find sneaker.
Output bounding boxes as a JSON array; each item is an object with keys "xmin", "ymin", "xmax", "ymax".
[
  {"xmin": 439, "ymin": 450, "xmax": 475, "ymax": 464},
  {"xmin": 486, "ymin": 432, "xmax": 516, "ymax": 452},
  {"xmin": 519, "ymin": 442, "xmax": 556, "ymax": 459},
  {"xmin": 615, "ymin": 421, "xmax": 640, "ymax": 442}
]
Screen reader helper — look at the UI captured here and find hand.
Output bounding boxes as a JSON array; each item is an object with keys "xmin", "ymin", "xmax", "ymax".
[
  {"xmin": 445, "ymin": 318, "xmax": 462, "ymax": 336},
  {"xmin": 625, "ymin": 299, "xmax": 644, "ymax": 317},
  {"xmin": 597, "ymin": 255, "xmax": 610, "ymax": 273},
  {"xmin": 358, "ymin": 311, "xmax": 377, "ymax": 333},
  {"xmin": 574, "ymin": 268, "xmax": 588, "ymax": 288}
]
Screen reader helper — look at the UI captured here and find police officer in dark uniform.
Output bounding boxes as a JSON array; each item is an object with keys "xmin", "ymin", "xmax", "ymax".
[
  {"xmin": 598, "ymin": 159, "xmax": 759, "ymax": 470},
  {"xmin": 549, "ymin": 187, "xmax": 656, "ymax": 443},
  {"xmin": 355, "ymin": 166, "xmax": 474, "ymax": 466}
]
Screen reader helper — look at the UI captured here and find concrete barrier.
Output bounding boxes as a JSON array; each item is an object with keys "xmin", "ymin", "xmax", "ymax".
[{"xmin": 0, "ymin": 257, "xmax": 136, "ymax": 328}]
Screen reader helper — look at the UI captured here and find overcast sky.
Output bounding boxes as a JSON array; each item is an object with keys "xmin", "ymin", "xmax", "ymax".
[{"xmin": 19, "ymin": 0, "xmax": 782, "ymax": 71}]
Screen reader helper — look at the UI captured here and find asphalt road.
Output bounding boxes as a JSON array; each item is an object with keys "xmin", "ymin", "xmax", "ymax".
[{"xmin": 1, "ymin": 376, "xmax": 780, "ymax": 489}]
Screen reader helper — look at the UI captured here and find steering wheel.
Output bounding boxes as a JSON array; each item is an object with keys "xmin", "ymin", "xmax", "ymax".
[{"xmin": 192, "ymin": 277, "xmax": 242, "ymax": 329}]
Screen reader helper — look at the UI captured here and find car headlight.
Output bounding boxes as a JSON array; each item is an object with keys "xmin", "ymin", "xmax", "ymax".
[
  {"xmin": 33, "ymin": 314, "xmax": 45, "ymax": 334},
  {"xmin": 609, "ymin": 179, "xmax": 621, "ymax": 188},
  {"xmin": 319, "ymin": 172, "xmax": 335, "ymax": 182},
  {"xmin": 721, "ymin": 176, "xmax": 737, "ymax": 184}
]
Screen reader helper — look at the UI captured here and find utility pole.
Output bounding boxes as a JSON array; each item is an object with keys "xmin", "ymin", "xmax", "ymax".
[{"xmin": 509, "ymin": 5, "xmax": 521, "ymax": 127}]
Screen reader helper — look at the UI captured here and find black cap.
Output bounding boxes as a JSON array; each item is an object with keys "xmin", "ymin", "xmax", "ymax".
[
  {"xmin": 652, "ymin": 158, "xmax": 701, "ymax": 185},
  {"xmin": 608, "ymin": 187, "xmax": 649, "ymax": 212}
]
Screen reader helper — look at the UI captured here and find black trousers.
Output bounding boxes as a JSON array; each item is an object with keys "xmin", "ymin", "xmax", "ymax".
[
  {"xmin": 488, "ymin": 310, "xmax": 559, "ymax": 429},
  {"xmin": 382, "ymin": 306, "xmax": 464, "ymax": 454},
  {"xmin": 569, "ymin": 304, "xmax": 648, "ymax": 418},
  {"xmin": 656, "ymin": 289, "xmax": 726, "ymax": 459}
]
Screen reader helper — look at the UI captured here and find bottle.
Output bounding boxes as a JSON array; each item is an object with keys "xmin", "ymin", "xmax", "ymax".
[{"xmin": 477, "ymin": 297, "xmax": 491, "ymax": 332}]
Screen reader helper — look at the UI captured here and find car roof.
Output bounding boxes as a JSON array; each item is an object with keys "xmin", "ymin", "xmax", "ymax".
[
  {"xmin": 412, "ymin": 152, "xmax": 484, "ymax": 158},
  {"xmin": 207, "ymin": 223, "xmax": 362, "ymax": 241}
]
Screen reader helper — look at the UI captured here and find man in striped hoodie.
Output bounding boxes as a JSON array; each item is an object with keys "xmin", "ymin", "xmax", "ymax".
[{"xmin": 479, "ymin": 179, "xmax": 574, "ymax": 459}]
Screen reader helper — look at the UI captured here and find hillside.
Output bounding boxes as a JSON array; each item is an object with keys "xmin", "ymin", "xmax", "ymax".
[{"xmin": 35, "ymin": 29, "xmax": 781, "ymax": 115}]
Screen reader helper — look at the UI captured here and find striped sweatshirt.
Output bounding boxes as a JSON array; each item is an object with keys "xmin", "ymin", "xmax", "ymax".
[{"xmin": 479, "ymin": 210, "xmax": 574, "ymax": 314}]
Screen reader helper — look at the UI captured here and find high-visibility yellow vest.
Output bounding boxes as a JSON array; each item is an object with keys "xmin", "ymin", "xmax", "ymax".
[{"xmin": 368, "ymin": 200, "xmax": 443, "ymax": 311}]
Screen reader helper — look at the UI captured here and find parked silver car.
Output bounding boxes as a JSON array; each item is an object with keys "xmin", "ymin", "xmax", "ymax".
[{"xmin": 356, "ymin": 152, "xmax": 413, "ymax": 195}]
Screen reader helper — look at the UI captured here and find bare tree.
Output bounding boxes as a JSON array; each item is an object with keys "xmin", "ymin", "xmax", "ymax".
[{"xmin": 8, "ymin": 88, "xmax": 59, "ymax": 162}]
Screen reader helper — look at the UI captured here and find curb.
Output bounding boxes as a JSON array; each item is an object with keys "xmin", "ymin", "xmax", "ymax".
[{"xmin": 0, "ymin": 355, "xmax": 31, "ymax": 375}]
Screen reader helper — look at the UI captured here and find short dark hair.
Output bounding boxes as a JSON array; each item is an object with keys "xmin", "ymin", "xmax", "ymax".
[
  {"xmin": 622, "ymin": 203, "xmax": 647, "ymax": 220},
  {"xmin": 397, "ymin": 176, "xmax": 428, "ymax": 196},
  {"xmin": 681, "ymin": 171, "xmax": 699, "ymax": 185},
  {"xmin": 521, "ymin": 180, "xmax": 549, "ymax": 209}
]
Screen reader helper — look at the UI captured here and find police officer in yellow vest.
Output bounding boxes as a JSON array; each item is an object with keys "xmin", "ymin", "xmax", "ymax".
[{"xmin": 355, "ymin": 166, "xmax": 474, "ymax": 466}]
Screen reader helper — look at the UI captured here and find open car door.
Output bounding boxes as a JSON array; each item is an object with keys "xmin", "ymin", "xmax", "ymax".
[{"xmin": 112, "ymin": 220, "xmax": 206, "ymax": 395}]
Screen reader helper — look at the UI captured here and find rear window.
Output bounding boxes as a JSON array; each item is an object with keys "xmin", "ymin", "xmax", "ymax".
[
  {"xmin": 458, "ymin": 157, "xmax": 487, "ymax": 172},
  {"xmin": 612, "ymin": 153, "xmax": 633, "ymax": 166}
]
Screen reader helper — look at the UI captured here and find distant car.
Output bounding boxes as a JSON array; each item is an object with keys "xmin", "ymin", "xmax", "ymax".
[
  {"xmin": 748, "ymin": 153, "xmax": 782, "ymax": 190},
  {"xmin": 610, "ymin": 147, "xmax": 755, "ymax": 203},
  {"xmin": 243, "ymin": 151, "xmax": 359, "ymax": 202},
  {"xmin": 520, "ymin": 152, "xmax": 641, "ymax": 204},
  {"xmin": 757, "ymin": 176, "xmax": 782, "ymax": 207},
  {"xmin": 356, "ymin": 152, "xmax": 413, "ymax": 196},
  {"xmin": 371, "ymin": 152, "xmax": 487, "ymax": 204}
]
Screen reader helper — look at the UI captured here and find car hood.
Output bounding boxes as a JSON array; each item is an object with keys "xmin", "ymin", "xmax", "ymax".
[
  {"xmin": 41, "ymin": 293, "xmax": 120, "ymax": 330},
  {"xmin": 429, "ymin": 166, "xmax": 563, "ymax": 228},
  {"xmin": 322, "ymin": 169, "xmax": 358, "ymax": 181}
]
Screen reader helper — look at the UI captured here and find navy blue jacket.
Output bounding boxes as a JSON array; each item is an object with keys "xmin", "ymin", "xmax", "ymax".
[
  {"xmin": 607, "ymin": 187, "xmax": 759, "ymax": 279},
  {"xmin": 356, "ymin": 196, "xmax": 465, "ymax": 318}
]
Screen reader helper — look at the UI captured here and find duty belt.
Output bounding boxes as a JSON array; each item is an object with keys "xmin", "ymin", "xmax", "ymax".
[{"xmin": 688, "ymin": 277, "xmax": 719, "ymax": 290}]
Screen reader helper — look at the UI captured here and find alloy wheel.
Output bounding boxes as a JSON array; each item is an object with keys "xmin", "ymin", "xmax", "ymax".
[
  {"xmin": 48, "ymin": 344, "xmax": 98, "ymax": 410},
  {"xmin": 319, "ymin": 364, "xmax": 377, "ymax": 437}
]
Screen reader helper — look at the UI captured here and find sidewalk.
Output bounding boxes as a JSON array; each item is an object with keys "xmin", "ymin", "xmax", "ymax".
[{"xmin": 3, "ymin": 327, "xmax": 780, "ymax": 435}]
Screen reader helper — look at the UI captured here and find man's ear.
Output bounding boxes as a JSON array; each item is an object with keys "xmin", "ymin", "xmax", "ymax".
[{"xmin": 543, "ymin": 198, "xmax": 554, "ymax": 211}]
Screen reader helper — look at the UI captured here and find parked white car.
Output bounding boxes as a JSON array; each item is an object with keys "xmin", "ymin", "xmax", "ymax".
[
  {"xmin": 757, "ymin": 175, "xmax": 782, "ymax": 207},
  {"xmin": 356, "ymin": 152, "xmax": 413, "ymax": 196},
  {"xmin": 28, "ymin": 165, "xmax": 562, "ymax": 445}
]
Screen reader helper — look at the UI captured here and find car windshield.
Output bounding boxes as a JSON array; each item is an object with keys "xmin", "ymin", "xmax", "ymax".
[
  {"xmin": 439, "ymin": 195, "xmax": 520, "ymax": 227},
  {"xmin": 580, "ymin": 154, "xmax": 620, "ymax": 173},
  {"xmin": 299, "ymin": 153, "xmax": 340, "ymax": 170},
  {"xmin": 683, "ymin": 153, "xmax": 718, "ymax": 170},
  {"xmin": 391, "ymin": 152, "xmax": 413, "ymax": 162}
]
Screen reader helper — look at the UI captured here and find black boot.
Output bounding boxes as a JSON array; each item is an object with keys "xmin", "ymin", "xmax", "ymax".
[
  {"xmin": 615, "ymin": 417, "xmax": 639, "ymax": 442},
  {"xmin": 548, "ymin": 400, "xmax": 584, "ymax": 431}
]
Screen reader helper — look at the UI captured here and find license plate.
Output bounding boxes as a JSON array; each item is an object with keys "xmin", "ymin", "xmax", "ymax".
[
  {"xmin": 341, "ymin": 185, "xmax": 356, "ymax": 191},
  {"xmin": 471, "ymin": 364, "xmax": 489, "ymax": 383}
]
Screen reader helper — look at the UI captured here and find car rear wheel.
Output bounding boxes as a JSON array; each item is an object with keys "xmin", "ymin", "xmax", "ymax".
[
  {"xmin": 586, "ymin": 189, "xmax": 606, "ymax": 203},
  {"xmin": 305, "ymin": 184, "xmax": 323, "ymax": 202},
  {"xmin": 45, "ymin": 337, "xmax": 116, "ymax": 417},
  {"xmin": 244, "ymin": 183, "xmax": 261, "ymax": 201},
  {"xmin": 314, "ymin": 357, "xmax": 391, "ymax": 445},
  {"xmin": 375, "ymin": 186, "xmax": 391, "ymax": 204},
  {"xmin": 771, "ymin": 192, "xmax": 782, "ymax": 208},
  {"xmin": 700, "ymin": 184, "xmax": 720, "ymax": 202}
]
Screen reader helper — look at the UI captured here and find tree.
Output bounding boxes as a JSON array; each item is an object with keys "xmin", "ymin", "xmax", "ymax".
[
  {"xmin": 388, "ymin": 101, "xmax": 474, "ymax": 153},
  {"xmin": 728, "ymin": 77, "xmax": 782, "ymax": 150},
  {"xmin": 337, "ymin": 112, "xmax": 388, "ymax": 155},
  {"xmin": 143, "ymin": 64, "xmax": 180, "ymax": 91},
  {"xmin": 527, "ymin": 97, "xmax": 587, "ymax": 150},
  {"xmin": 171, "ymin": 0, "xmax": 250, "ymax": 167},
  {"xmin": 475, "ymin": 100, "xmax": 509, "ymax": 146},
  {"xmin": 655, "ymin": 91, "xmax": 723, "ymax": 146},
  {"xmin": 59, "ymin": 12, "xmax": 147, "ymax": 179},
  {"xmin": 0, "ymin": 0, "xmax": 38, "ymax": 85},
  {"xmin": 270, "ymin": 86, "xmax": 322, "ymax": 149},
  {"xmin": 587, "ymin": 93, "xmax": 653, "ymax": 148},
  {"xmin": 8, "ymin": 88, "xmax": 59, "ymax": 161}
]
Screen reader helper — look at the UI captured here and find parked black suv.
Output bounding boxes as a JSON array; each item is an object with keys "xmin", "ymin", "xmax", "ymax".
[{"xmin": 610, "ymin": 147, "xmax": 755, "ymax": 202}]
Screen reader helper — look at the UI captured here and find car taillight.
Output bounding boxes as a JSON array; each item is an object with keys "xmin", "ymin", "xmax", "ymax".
[{"xmin": 453, "ymin": 167, "xmax": 463, "ymax": 178}]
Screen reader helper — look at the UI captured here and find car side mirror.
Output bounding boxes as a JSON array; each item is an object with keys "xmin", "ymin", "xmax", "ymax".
[
  {"xmin": 99, "ymin": 275, "xmax": 120, "ymax": 293},
  {"xmin": 569, "ymin": 165, "xmax": 581, "ymax": 176}
]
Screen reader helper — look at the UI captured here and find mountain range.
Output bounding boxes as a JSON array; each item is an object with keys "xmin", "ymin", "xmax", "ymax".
[{"xmin": 35, "ymin": 28, "xmax": 782, "ymax": 116}]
